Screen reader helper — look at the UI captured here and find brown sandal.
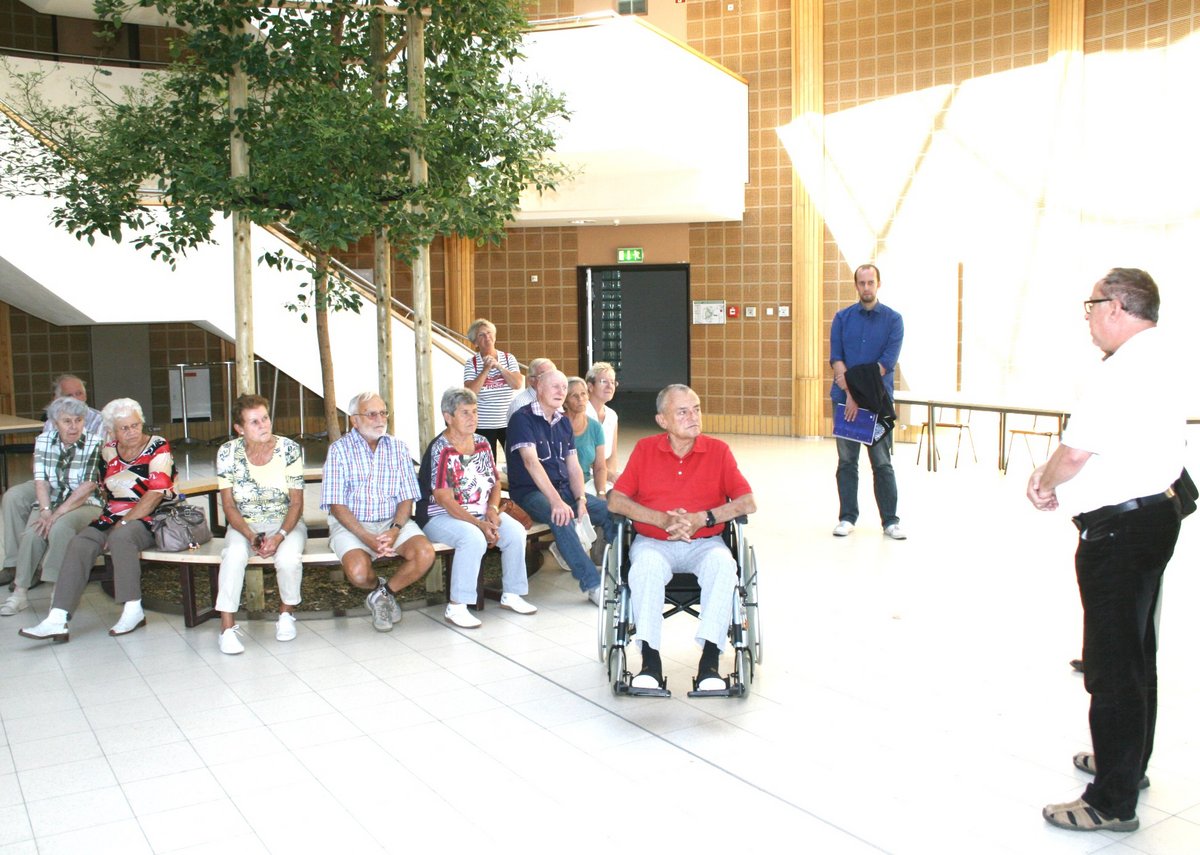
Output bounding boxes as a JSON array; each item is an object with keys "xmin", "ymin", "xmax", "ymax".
[
  {"xmin": 1043, "ymin": 798, "xmax": 1138, "ymax": 832},
  {"xmin": 1072, "ymin": 752, "xmax": 1149, "ymax": 789}
]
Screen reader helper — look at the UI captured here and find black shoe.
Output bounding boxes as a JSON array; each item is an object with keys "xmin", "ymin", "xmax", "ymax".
[
  {"xmin": 1070, "ymin": 658, "xmax": 1085, "ymax": 673},
  {"xmin": 632, "ymin": 645, "xmax": 663, "ymax": 689}
]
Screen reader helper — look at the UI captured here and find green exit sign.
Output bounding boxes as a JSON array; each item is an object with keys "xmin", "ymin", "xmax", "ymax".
[{"xmin": 617, "ymin": 247, "xmax": 644, "ymax": 264}]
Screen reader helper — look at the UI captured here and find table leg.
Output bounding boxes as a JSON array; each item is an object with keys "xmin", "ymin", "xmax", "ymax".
[
  {"xmin": 998, "ymin": 413, "xmax": 1007, "ymax": 471},
  {"xmin": 926, "ymin": 403, "xmax": 937, "ymax": 472}
]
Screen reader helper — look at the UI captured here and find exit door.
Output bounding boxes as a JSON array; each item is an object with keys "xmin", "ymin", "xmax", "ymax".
[{"xmin": 579, "ymin": 265, "xmax": 689, "ymax": 409}]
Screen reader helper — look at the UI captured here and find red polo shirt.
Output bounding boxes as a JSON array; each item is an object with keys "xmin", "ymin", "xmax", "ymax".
[{"xmin": 613, "ymin": 433, "xmax": 752, "ymax": 540}]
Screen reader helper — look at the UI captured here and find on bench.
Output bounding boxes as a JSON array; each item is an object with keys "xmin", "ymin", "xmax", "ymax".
[{"xmin": 128, "ymin": 525, "xmax": 553, "ymax": 627}]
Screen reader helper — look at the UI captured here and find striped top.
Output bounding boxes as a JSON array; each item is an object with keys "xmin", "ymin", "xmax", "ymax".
[{"xmin": 463, "ymin": 351, "xmax": 520, "ymax": 429}]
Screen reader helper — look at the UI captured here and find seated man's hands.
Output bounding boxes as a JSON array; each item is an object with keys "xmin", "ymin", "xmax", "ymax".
[
  {"xmin": 664, "ymin": 508, "xmax": 705, "ymax": 542},
  {"xmin": 548, "ymin": 495, "xmax": 574, "ymax": 526},
  {"xmin": 374, "ymin": 527, "xmax": 401, "ymax": 557}
]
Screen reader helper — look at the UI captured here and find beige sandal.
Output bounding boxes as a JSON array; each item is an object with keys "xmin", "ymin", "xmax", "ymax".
[
  {"xmin": 1072, "ymin": 752, "xmax": 1150, "ymax": 789},
  {"xmin": 1043, "ymin": 798, "xmax": 1138, "ymax": 832}
]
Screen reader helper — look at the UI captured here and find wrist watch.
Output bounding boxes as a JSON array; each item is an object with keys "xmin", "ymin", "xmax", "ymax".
[{"xmin": 705, "ymin": 509, "xmax": 717, "ymax": 528}]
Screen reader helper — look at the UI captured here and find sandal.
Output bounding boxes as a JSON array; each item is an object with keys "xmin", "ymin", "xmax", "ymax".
[
  {"xmin": 1043, "ymin": 798, "xmax": 1138, "ymax": 832},
  {"xmin": 1072, "ymin": 752, "xmax": 1149, "ymax": 789}
]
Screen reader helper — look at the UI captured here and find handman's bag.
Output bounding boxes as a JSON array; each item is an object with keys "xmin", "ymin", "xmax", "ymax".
[{"xmin": 149, "ymin": 499, "xmax": 213, "ymax": 551}]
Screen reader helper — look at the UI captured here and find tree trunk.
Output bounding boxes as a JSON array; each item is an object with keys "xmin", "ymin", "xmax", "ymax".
[
  {"xmin": 314, "ymin": 252, "xmax": 341, "ymax": 441},
  {"xmin": 370, "ymin": 4, "xmax": 394, "ymax": 432},
  {"xmin": 408, "ymin": 8, "xmax": 435, "ymax": 452},
  {"xmin": 230, "ymin": 41, "xmax": 255, "ymax": 395}
]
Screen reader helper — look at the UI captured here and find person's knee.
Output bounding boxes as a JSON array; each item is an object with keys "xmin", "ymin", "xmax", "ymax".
[
  {"xmin": 402, "ymin": 536, "xmax": 436, "ymax": 571},
  {"xmin": 341, "ymin": 553, "xmax": 375, "ymax": 588},
  {"xmin": 109, "ymin": 525, "xmax": 143, "ymax": 550},
  {"xmin": 445, "ymin": 525, "xmax": 487, "ymax": 561}
]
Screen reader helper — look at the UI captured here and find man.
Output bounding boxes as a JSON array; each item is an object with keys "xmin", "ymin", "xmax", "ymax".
[
  {"xmin": 1027, "ymin": 268, "xmax": 1185, "ymax": 833},
  {"xmin": 505, "ymin": 357, "xmax": 557, "ymax": 422},
  {"xmin": 46, "ymin": 375, "xmax": 104, "ymax": 436},
  {"xmin": 321, "ymin": 391, "xmax": 435, "ymax": 632},
  {"xmin": 830, "ymin": 263, "xmax": 905, "ymax": 539},
  {"xmin": 0, "ymin": 397, "xmax": 103, "ymax": 615},
  {"xmin": 507, "ymin": 369, "xmax": 614, "ymax": 604},
  {"xmin": 608, "ymin": 385, "xmax": 756, "ymax": 692},
  {"xmin": 1, "ymin": 375, "xmax": 104, "ymax": 586}
]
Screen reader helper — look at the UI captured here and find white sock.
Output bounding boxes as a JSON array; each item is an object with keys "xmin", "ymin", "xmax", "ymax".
[
  {"xmin": 121, "ymin": 599, "xmax": 143, "ymax": 616},
  {"xmin": 48, "ymin": 607, "xmax": 69, "ymax": 623}
]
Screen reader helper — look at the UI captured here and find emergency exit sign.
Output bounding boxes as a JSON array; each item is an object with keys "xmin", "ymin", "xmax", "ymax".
[{"xmin": 616, "ymin": 247, "xmax": 644, "ymax": 264}]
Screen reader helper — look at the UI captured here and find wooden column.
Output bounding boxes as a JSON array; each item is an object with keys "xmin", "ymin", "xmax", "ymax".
[
  {"xmin": 1048, "ymin": 0, "xmax": 1084, "ymax": 54},
  {"xmin": 443, "ymin": 233, "xmax": 476, "ymax": 336},
  {"xmin": 790, "ymin": 0, "xmax": 824, "ymax": 437},
  {"xmin": 1046, "ymin": 0, "xmax": 1085, "ymax": 259},
  {"xmin": 0, "ymin": 302, "xmax": 13, "ymax": 414}
]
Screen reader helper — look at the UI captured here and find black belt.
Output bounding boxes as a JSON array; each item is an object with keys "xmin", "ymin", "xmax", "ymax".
[{"xmin": 1072, "ymin": 488, "xmax": 1178, "ymax": 532}]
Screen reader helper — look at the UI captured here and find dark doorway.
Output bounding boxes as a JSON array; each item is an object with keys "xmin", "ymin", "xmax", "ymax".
[{"xmin": 578, "ymin": 264, "xmax": 689, "ymax": 418}]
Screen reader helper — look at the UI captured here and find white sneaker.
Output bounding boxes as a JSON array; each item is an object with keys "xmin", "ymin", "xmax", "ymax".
[
  {"xmin": 884, "ymin": 524, "xmax": 907, "ymax": 540},
  {"xmin": 0, "ymin": 593, "xmax": 28, "ymax": 616},
  {"xmin": 832, "ymin": 520, "xmax": 855, "ymax": 537},
  {"xmin": 109, "ymin": 602, "xmax": 146, "ymax": 637},
  {"xmin": 275, "ymin": 612, "xmax": 297, "ymax": 642},
  {"xmin": 586, "ymin": 586, "xmax": 603, "ymax": 606},
  {"xmin": 499, "ymin": 593, "xmax": 537, "ymax": 615},
  {"xmin": 444, "ymin": 602, "xmax": 482, "ymax": 629},
  {"xmin": 218, "ymin": 625, "xmax": 245, "ymax": 655},
  {"xmin": 548, "ymin": 543, "xmax": 569, "ymax": 571},
  {"xmin": 19, "ymin": 607, "xmax": 69, "ymax": 642}
]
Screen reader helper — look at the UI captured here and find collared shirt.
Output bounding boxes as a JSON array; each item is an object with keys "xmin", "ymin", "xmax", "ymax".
[
  {"xmin": 829, "ymin": 301, "xmax": 904, "ymax": 404},
  {"xmin": 506, "ymin": 387, "xmax": 537, "ymax": 423},
  {"xmin": 613, "ymin": 433, "xmax": 752, "ymax": 541},
  {"xmin": 41, "ymin": 407, "xmax": 105, "ymax": 439},
  {"xmin": 321, "ymin": 429, "xmax": 420, "ymax": 522},
  {"xmin": 506, "ymin": 400, "xmax": 577, "ymax": 496},
  {"xmin": 33, "ymin": 429, "xmax": 104, "ymax": 509},
  {"xmin": 1057, "ymin": 326, "xmax": 1186, "ymax": 515}
]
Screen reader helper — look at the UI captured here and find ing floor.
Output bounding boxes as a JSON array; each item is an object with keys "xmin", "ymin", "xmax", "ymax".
[{"xmin": 2, "ymin": 421, "xmax": 1200, "ymax": 854}]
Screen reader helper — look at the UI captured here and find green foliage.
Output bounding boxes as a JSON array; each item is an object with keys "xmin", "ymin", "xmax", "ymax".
[{"xmin": 2, "ymin": 0, "xmax": 568, "ymax": 303}]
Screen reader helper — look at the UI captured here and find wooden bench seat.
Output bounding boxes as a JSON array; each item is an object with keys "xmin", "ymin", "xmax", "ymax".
[{"xmin": 135, "ymin": 524, "xmax": 554, "ymax": 628}]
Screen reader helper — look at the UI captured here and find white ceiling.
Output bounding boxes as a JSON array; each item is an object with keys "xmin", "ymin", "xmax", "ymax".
[{"xmin": 10, "ymin": 6, "xmax": 749, "ymax": 227}]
